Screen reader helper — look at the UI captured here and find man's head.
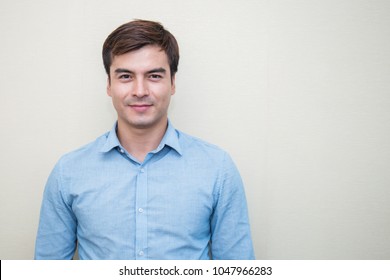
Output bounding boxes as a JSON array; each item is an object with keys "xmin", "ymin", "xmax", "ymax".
[
  {"xmin": 103, "ymin": 20, "xmax": 179, "ymax": 131},
  {"xmin": 103, "ymin": 19, "xmax": 179, "ymax": 81}
]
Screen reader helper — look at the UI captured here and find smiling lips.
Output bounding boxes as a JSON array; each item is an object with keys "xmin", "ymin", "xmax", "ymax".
[{"xmin": 129, "ymin": 104, "xmax": 152, "ymax": 113}]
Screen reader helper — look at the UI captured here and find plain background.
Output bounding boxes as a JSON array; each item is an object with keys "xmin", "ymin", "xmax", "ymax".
[{"xmin": 1, "ymin": 0, "xmax": 389, "ymax": 259}]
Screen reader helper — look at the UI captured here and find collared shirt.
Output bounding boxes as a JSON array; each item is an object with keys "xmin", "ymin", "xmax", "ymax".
[{"xmin": 35, "ymin": 121, "xmax": 255, "ymax": 260}]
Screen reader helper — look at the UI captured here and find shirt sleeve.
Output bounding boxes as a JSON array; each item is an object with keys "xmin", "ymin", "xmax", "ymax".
[
  {"xmin": 210, "ymin": 153, "xmax": 255, "ymax": 260},
  {"xmin": 34, "ymin": 160, "xmax": 77, "ymax": 259}
]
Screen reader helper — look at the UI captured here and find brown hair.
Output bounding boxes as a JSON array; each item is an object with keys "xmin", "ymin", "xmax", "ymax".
[{"xmin": 102, "ymin": 19, "xmax": 179, "ymax": 79}]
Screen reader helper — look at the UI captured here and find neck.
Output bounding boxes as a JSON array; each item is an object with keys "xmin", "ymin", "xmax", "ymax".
[{"xmin": 116, "ymin": 119, "xmax": 168, "ymax": 162}]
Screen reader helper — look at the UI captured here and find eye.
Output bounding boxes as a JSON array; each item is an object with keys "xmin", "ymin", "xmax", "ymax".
[
  {"xmin": 149, "ymin": 74, "xmax": 163, "ymax": 80},
  {"xmin": 119, "ymin": 74, "xmax": 131, "ymax": 80}
]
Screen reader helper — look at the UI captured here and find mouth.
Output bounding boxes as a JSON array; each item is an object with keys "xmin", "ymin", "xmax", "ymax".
[{"xmin": 129, "ymin": 104, "xmax": 152, "ymax": 113}]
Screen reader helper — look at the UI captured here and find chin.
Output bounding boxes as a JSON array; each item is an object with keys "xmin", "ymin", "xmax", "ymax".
[
  {"xmin": 129, "ymin": 118, "xmax": 160, "ymax": 130},
  {"xmin": 120, "ymin": 113, "xmax": 167, "ymax": 130}
]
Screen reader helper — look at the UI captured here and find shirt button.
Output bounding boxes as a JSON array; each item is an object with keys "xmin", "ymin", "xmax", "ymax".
[
  {"xmin": 119, "ymin": 148, "xmax": 124, "ymax": 153},
  {"xmin": 139, "ymin": 251, "xmax": 144, "ymax": 256},
  {"xmin": 138, "ymin": 208, "xmax": 144, "ymax": 213},
  {"xmin": 140, "ymin": 168, "xmax": 145, "ymax": 173}
]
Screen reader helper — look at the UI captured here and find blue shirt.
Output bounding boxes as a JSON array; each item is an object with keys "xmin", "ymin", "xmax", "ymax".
[{"xmin": 35, "ymin": 121, "xmax": 255, "ymax": 260}]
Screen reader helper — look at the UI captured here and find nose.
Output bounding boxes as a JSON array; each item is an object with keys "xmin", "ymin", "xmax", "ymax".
[{"xmin": 133, "ymin": 78, "xmax": 149, "ymax": 98}]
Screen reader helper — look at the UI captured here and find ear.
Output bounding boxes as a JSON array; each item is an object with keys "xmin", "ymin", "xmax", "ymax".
[
  {"xmin": 171, "ymin": 75, "xmax": 176, "ymax": 96},
  {"xmin": 106, "ymin": 77, "xmax": 112, "ymax": 97}
]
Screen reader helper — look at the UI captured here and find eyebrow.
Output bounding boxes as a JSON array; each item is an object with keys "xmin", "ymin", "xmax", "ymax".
[{"xmin": 114, "ymin": 67, "xmax": 167, "ymax": 75}]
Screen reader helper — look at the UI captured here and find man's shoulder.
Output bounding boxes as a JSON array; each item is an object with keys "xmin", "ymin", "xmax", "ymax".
[
  {"xmin": 57, "ymin": 132, "xmax": 109, "ymax": 166},
  {"xmin": 176, "ymin": 129, "xmax": 229, "ymax": 159},
  {"xmin": 175, "ymin": 129, "xmax": 241, "ymax": 180}
]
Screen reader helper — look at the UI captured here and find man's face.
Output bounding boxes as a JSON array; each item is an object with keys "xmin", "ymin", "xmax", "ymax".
[{"xmin": 107, "ymin": 45, "xmax": 175, "ymax": 131}]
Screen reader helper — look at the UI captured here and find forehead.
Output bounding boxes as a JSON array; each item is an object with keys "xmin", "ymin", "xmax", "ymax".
[{"xmin": 111, "ymin": 45, "xmax": 169, "ymax": 70}]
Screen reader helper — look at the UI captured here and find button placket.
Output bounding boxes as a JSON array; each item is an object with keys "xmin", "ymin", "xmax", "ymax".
[{"xmin": 135, "ymin": 165, "xmax": 148, "ymax": 259}]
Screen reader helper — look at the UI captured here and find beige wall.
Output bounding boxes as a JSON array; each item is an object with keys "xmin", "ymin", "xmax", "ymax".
[{"xmin": 1, "ymin": 0, "xmax": 389, "ymax": 259}]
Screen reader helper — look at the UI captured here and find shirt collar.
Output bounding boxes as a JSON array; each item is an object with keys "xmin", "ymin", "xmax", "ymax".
[
  {"xmin": 99, "ymin": 122, "xmax": 121, "ymax": 153},
  {"xmin": 160, "ymin": 120, "xmax": 182, "ymax": 156},
  {"xmin": 99, "ymin": 120, "xmax": 182, "ymax": 156}
]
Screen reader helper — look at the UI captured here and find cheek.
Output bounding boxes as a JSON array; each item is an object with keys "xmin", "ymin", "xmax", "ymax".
[
  {"xmin": 154, "ymin": 84, "xmax": 174, "ymax": 99},
  {"xmin": 109, "ymin": 88, "xmax": 127, "ymax": 110},
  {"xmin": 109, "ymin": 84, "xmax": 130, "ymax": 99},
  {"xmin": 160, "ymin": 93, "xmax": 172, "ymax": 109}
]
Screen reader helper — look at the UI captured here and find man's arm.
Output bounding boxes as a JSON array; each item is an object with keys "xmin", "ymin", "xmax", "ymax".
[
  {"xmin": 35, "ymin": 161, "xmax": 77, "ymax": 259},
  {"xmin": 210, "ymin": 153, "xmax": 255, "ymax": 260}
]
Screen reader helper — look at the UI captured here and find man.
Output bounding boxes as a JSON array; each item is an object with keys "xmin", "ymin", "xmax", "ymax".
[{"xmin": 35, "ymin": 19, "xmax": 255, "ymax": 260}]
